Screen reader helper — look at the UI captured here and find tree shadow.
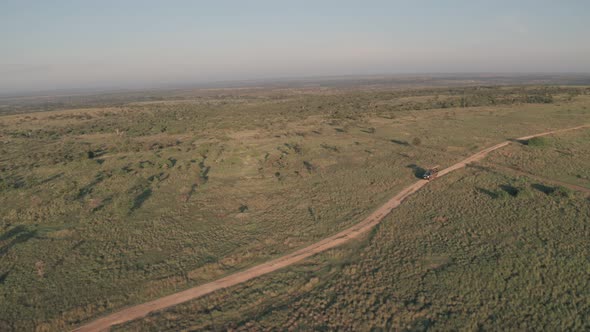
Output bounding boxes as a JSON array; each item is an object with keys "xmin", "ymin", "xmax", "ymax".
[
  {"xmin": 3, "ymin": 175, "xmax": 26, "ymax": 189},
  {"xmin": 303, "ymin": 161, "xmax": 315, "ymax": 173},
  {"xmin": 0, "ymin": 225, "xmax": 29, "ymax": 241},
  {"xmin": 0, "ymin": 226, "xmax": 39, "ymax": 255},
  {"xmin": 532, "ymin": 183, "xmax": 555, "ymax": 195},
  {"xmin": 466, "ymin": 164, "xmax": 493, "ymax": 172},
  {"xmin": 360, "ymin": 127, "xmax": 376, "ymax": 134},
  {"xmin": 407, "ymin": 164, "xmax": 426, "ymax": 179},
  {"xmin": 0, "ymin": 270, "xmax": 9, "ymax": 284},
  {"xmin": 131, "ymin": 188, "xmax": 152, "ymax": 212},
  {"xmin": 391, "ymin": 139, "xmax": 410, "ymax": 146},
  {"xmin": 407, "ymin": 317, "xmax": 433, "ymax": 331},
  {"xmin": 76, "ymin": 171, "xmax": 110, "ymax": 200},
  {"xmin": 90, "ymin": 196, "xmax": 113, "ymax": 212},
  {"xmin": 476, "ymin": 187, "xmax": 498, "ymax": 199},
  {"xmin": 499, "ymin": 184, "xmax": 519, "ymax": 196},
  {"xmin": 39, "ymin": 172, "xmax": 64, "ymax": 185},
  {"xmin": 88, "ymin": 148, "xmax": 107, "ymax": 159},
  {"xmin": 397, "ymin": 152, "xmax": 411, "ymax": 158}
]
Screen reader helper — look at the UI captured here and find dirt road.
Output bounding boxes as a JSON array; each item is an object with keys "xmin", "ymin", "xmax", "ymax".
[{"xmin": 73, "ymin": 125, "xmax": 588, "ymax": 332}]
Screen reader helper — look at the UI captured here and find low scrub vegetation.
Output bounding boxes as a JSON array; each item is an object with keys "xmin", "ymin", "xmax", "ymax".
[
  {"xmin": 0, "ymin": 84, "xmax": 589, "ymax": 330},
  {"xmin": 490, "ymin": 128, "xmax": 590, "ymax": 189},
  {"xmin": 117, "ymin": 166, "xmax": 590, "ymax": 331}
]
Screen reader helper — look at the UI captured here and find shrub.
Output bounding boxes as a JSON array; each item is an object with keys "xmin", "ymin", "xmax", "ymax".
[
  {"xmin": 551, "ymin": 186, "xmax": 574, "ymax": 199},
  {"xmin": 303, "ymin": 161, "xmax": 315, "ymax": 173},
  {"xmin": 495, "ymin": 190, "xmax": 511, "ymax": 200},
  {"xmin": 412, "ymin": 137, "xmax": 422, "ymax": 146},
  {"xmin": 160, "ymin": 158, "xmax": 176, "ymax": 169},
  {"xmin": 516, "ymin": 187, "xmax": 535, "ymax": 199}
]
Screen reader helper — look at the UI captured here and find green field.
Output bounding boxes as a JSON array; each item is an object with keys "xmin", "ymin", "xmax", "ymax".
[{"xmin": 1, "ymin": 84, "xmax": 589, "ymax": 330}]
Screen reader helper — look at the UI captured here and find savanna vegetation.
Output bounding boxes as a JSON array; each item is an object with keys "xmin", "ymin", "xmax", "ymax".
[
  {"xmin": 116, "ymin": 129, "xmax": 590, "ymax": 331},
  {"xmin": 0, "ymin": 80, "xmax": 589, "ymax": 331}
]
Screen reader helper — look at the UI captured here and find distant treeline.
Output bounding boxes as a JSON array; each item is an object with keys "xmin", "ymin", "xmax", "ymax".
[{"xmin": 1, "ymin": 83, "xmax": 588, "ymax": 116}]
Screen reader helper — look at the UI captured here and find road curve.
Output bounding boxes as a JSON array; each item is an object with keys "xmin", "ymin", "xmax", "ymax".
[{"xmin": 73, "ymin": 125, "xmax": 588, "ymax": 332}]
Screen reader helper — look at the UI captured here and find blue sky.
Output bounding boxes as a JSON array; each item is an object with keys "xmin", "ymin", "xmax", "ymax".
[{"xmin": 1, "ymin": 0, "xmax": 589, "ymax": 93}]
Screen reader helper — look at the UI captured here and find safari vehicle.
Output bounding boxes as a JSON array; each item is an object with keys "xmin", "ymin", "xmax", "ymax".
[{"xmin": 423, "ymin": 166, "xmax": 439, "ymax": 180}]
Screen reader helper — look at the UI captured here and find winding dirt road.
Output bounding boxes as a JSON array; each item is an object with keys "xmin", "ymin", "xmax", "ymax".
[{"xmin": 73, "ymin": 125, "xmax": 588, "ymax": 332}]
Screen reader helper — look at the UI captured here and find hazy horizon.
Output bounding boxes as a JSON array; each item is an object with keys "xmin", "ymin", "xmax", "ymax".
[{"xmin": 2, "ymin": 0, "xmax": 590, "ymax": 94}]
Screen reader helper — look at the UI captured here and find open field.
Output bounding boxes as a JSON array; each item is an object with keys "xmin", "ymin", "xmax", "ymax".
[
  {"xmin": 1, "ymin": 83, "xmax": 590, "ymax": 330},
  {"xmin": 114, "ymin": 128, "xmax": 590, "ymax": 331}
]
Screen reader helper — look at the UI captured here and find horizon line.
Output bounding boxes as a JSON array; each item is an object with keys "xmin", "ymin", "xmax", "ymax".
[{"xmin": 3, "ymin": 71, "xmax": 590, "ymax": 99}]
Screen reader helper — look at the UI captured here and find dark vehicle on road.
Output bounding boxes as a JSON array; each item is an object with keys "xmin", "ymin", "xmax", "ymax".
[{"xmin": 423, "ymin": 166, "xmax": 439, "ymax": 180}]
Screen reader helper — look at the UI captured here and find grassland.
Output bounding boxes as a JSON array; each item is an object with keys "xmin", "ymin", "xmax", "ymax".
[
  {"xmin": 486, "ymin": 128, "xmax": 590, "ymax": 190},
  {"xmin": 0, "ymin": 83, "xmax": 589, "ymax": 330},
  {"xmin": 115, "ymin": 128, "xmax": 590, "ymax": 331}
]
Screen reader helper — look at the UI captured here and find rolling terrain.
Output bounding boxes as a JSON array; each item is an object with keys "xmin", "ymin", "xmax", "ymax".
[
  {"xmin": 1, "ymin": 83, "xmax": 589, "ymax": 330},
  {"xmin": 116, "ymin": 127, "xmax": 590, "ymax": 332},
  {"xmin": 75, "ymin": 125, "xmax": 588, "ymax": 331}
]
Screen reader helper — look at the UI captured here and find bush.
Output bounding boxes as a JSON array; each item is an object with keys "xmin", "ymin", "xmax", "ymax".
[
  {"xmin": 516, "ymin": 187, "xmax": 535, "ymax": 199},
  {"xmin": 551, "ymin": 186, "xmax": 574, "ymax": 199},
  {"xmin": 495, "ymin": 190, "xmax": 511, "ymax": 200},
  {"xmin": 412, "ymin": 137, "xmax": 422, "ymax": 146}
]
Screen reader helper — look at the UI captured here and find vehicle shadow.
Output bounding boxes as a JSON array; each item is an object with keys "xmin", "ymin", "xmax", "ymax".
[
  {"xmin": 407, "ymin": 164, "xmax": 426, "ymax": 179},
  {"xmin": 508, "ymin": 138, "xmax": 528, "ymax": 145}
]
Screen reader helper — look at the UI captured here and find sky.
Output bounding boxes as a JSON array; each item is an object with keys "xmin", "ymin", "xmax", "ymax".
[{"xmin": 1, "ymin": 0, "xmax": 590, "ymax": 94}]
